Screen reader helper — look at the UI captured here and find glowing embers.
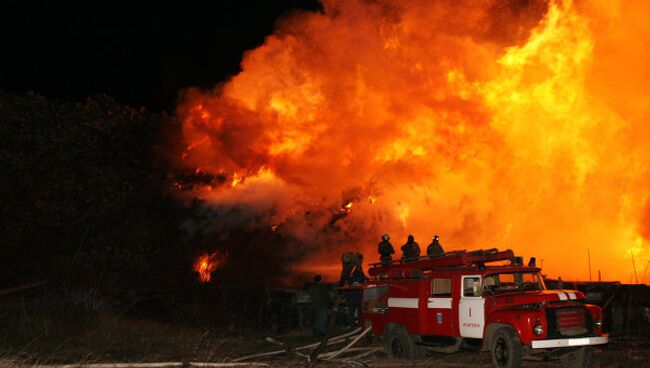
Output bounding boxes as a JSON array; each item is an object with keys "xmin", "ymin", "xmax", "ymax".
[
  {"xmin": 342, "ymin": 201, "xmax": 353, "ymax": 213},
  {"xmin": 170, "ymin": 166, "xmax": 277, "ymax": 194},
  {"xmin": 193, "ymin": 251, "xmax": 226, "ymax": 282}
]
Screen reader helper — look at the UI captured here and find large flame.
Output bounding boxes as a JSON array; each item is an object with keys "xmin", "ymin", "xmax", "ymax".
[{"xmin": 177, "ymin": 0, "xmax": 650, "ymax": 284}]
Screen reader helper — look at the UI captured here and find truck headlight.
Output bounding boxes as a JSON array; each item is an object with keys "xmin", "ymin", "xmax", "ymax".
[
  {"xmin": 594, "ymin": 318, "xmax": 602, "ymax": 329},
  {"xmin": 533, "ymin": 324, "xmax": 544, "ymax": 336}
]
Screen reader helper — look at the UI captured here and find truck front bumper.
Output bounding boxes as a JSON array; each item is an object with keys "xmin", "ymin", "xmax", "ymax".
[{"xmin": 531, "ymin": 335, "xmax": 608, "ymax": 349}]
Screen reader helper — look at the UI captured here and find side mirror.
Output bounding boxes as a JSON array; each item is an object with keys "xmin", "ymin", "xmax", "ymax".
[{"xmin": 528, "ymin": 257, "xmax": 536, "ymax": 267}]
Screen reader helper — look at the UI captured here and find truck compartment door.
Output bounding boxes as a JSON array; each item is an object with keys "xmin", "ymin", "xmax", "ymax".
[{"xmin": 428, "ymin": 277, "xmax": 454, "ymax": 335}]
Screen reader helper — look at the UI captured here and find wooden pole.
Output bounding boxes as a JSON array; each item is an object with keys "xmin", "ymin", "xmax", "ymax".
[
  {"xmin": 0, "ymin": 280, "xmax": 47, "ymax": 297},
  {"xmin": 587, "ymin": 248, "xmax": 591, "ymax": 282},
  {"xmin": 598, "ymin": 270, "xmax": 601, "ymax": 282},
  {"xmin": 631, "ymin": 253, "xmax": 639, "ymax": 284}
]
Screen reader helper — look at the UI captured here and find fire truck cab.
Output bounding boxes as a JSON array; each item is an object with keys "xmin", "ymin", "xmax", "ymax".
[{"xmin": 360, "ymin": 249, "xmax": 608, "ymax": 368}]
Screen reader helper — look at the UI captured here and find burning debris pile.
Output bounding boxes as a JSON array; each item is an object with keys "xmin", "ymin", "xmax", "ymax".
[{"xmin": 173, "ymin": 0, "xmax": 650, "ymax": 283}]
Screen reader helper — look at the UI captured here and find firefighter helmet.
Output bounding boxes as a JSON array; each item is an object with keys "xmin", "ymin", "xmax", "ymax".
[
  {"xmin": 342, "ymin": 252, "xmax": 354, "ymax": 263},
  {"xmin": 382, "ymin": 233, "xmax": 390, "ymax": 241}
]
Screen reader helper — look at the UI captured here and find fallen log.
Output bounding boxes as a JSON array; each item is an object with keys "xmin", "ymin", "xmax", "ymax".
[
  {"xmin": 32, "ymin": 363, "xmax": 268, "ymax": 368},
  {"xmin": 263, "ymin": 337, "xmax": 284, "ymax": 347},
  {"xmin": 323, "ymin": 326, "xmax": 371, "ymax": 360},
  {"xmin": 0, "ymin": 280, "xmax": 47, "ymax": 297},
  {"xmin": 261, "ymin": 337, "xmax": 309, "ymax": 360},
  {"xmin": 294, "ymin": 327, "xmax": 362, "ymax": 351}
]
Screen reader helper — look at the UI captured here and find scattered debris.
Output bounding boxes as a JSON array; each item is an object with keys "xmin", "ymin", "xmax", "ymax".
[
  {"xmin": 30, "ymin": 363, "xmax": 269, "ymax": 368},
  {"xmin": 232, "ymin": 327, "xmax": 371, "ymax": 363}
]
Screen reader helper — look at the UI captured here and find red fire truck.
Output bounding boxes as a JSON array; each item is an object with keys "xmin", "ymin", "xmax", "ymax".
[{"xmin": 358, "ymin": 248, "xmax": 608, "ymax": 368}]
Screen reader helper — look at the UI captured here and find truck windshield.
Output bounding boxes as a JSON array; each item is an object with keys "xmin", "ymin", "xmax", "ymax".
[{"xmin": 482, "ymin": 272, "xmax": 544, "ymax": 295}]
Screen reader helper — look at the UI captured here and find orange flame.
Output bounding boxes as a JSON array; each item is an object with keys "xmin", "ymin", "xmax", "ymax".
[
  {"xmin": 231, "ymin": 172, "xmax": 242, "ymax": 187},
  {"xmin": 193, "ymin": 252, "xmax": 225, "ymax": 282},
  {"xmin": 178, "ymin": 0, "xmax": 650, "ymax": 284}
]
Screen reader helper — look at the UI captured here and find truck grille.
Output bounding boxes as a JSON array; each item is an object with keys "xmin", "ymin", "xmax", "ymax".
[{"xmin": 555, "ymin": 307, "xmax": 587, "ymax": 336}]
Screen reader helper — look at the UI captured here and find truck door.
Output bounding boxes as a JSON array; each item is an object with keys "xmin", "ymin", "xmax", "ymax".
[
  {"xmin": 459, "ymin": 275, "xmax": 485, "ymax": 338},
  {"xmin": 427, "ymin": 277, "xmax": 453, "ymax": 335}
]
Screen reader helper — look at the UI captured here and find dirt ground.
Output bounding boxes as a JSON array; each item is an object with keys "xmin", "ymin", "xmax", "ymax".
[
  {"xmin": 4, "ymin": 336, "xmax": 650, "ymax": 367},
  {"xmin": 3, "ymin": 308, "xmax": 648, "ymax": 367},
  {"xmin": 226, "ymin": 339, "xmax": 650, "ymax": 368}
]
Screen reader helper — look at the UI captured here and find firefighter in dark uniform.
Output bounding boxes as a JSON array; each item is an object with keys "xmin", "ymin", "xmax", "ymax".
[
  {"xmin": 378, "ymin": 234, "xmax": 395, "ymax": 265},
  {"xmin": 345, "ymin": 262, "xmax": 367, "ymax": 330},
  {"xmin": 307, "ymin": 275, "xmax": 331, "ymax": 337},
  {"xmin": 427, "ymin": 234, "xmax": 445, "ymax": 258},
  {"xmin": 340, "ymin": 252, "xmax": 367, "ymax": 286},
  {"xmin": 401, "ymin": 234, "xmax": 421, "ymax": 261},
  {"xmin": 352, "ymin": 253, "xmax": 368, "ymax": 282},
  {"xmin": 339, "ymin": 252, "xmax": 356, "ymax": 286}
]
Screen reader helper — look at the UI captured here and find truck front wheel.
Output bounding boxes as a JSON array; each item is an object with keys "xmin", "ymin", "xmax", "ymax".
[
  {"xmin": 384, "ymin": 327, "xmax": 424, "ymax": 359},
  {"xmin": 490, "ymin": 327, "xmax": 522, "ymax": 368}
]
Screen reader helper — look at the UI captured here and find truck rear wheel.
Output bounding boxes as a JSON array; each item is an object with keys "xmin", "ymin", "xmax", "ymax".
[
  {"xmin": 384, "ymin": 327, "xmax": 424, "ymax": 359},
  {"xmin": 490, "ymin": 327, "xmax": 522, "ymax": 368}
]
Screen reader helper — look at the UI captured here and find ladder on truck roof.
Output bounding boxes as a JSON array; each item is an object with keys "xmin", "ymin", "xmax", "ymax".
[{"xmin": 368, "ymin": 248, "xmax": 515, "ymax": 278}]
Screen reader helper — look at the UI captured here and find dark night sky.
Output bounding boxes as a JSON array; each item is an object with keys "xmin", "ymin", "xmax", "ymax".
[{"xmin": 0, "ymin": 0, "xmax": 321, "ymax": 111}]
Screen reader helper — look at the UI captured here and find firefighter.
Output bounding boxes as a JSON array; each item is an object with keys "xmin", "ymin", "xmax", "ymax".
[
  {"xmin": 339, "ymin": 252, "xmax": 356, "ymax": 286},
  {"xmin": 307, "ymin": 275, "xmax": 331, "ymax": 337},
  {"xmin": 401, "ymin": 234, "xmax": 421, "ymax": 261},
  {"xmin": 345, "ymin": 265, "xmax": 365, "ymax": 330},
  {"xmin": 427, "ymin": 234, "xmax": 445, "ymax": 258},
  {"xmin": 340, "ymin": 252, "xmax": 368, "ymax": 285},
  {"xmin": 352, "ymin": 253, "xmax": 368, "ymax": 282},
  {"xmin": 378, "ymin": 234, "xmax": 395, "ymax": 265}
]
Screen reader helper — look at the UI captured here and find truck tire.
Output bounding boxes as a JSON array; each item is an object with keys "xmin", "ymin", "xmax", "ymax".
[
  {"xmin": 384, "ymin": 327, "xmax": 425, "ymax": 359},
  {"xmin": 490, "ymin": 327, "xmax": 522, "ymax": 368}
]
